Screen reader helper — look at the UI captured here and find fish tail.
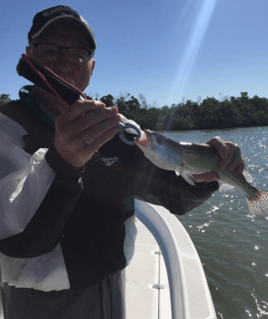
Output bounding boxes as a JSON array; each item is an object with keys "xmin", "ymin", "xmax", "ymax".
[{"xmin": 246, "ymin": 188, "xmax": 268, "ymax": 218}]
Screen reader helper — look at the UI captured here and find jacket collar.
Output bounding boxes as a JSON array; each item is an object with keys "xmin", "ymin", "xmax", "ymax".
[{"xmin": 19, "ymin": 85, "xmax": 57, "ymax": 129}]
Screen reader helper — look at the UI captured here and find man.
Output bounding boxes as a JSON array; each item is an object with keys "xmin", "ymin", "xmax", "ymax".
[{"xmin": 0, "ymin": 5, "xmax": 244, "ymax": 319}]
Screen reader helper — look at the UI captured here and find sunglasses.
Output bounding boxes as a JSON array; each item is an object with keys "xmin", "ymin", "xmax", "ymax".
[{"xmin": 30, "ymin": 43, "xmax": 94, "ymax": 65}]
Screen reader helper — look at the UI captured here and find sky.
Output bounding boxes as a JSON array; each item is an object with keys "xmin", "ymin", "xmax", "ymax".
[{"xmin": 1, "ymin": 0, "xmax": 267, "ymax": 107}]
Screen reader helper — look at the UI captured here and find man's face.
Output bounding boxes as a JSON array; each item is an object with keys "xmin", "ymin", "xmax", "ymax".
[{"xmin": 26, "ymin": 19, "xmax": 95, "ymax": 93}]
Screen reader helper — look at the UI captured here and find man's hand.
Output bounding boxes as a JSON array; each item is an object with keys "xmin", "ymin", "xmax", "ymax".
[
  {"xmin": 53, "ymin": 100, "xmax": 120, "ymax": 169},
  {"xmin": 192, "ymin": 136, "xmax": 245, "ymax": 183}
]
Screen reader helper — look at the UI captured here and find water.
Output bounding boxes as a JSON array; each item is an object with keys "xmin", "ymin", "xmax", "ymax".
[{"xmin": 162, "ymin": 127, "xmax": 268, "ymax": 319}]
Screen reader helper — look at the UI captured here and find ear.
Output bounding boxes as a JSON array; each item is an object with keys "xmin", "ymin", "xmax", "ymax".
[
  {"xmin": 26, "ymin": 46, "xmax": 32, "ymax": 57},
  {"xmin": 91, "ymin": 59, "xmax": 96, "ymax": 76}
]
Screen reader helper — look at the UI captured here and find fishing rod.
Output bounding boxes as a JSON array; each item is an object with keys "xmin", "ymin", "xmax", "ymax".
[{"xmin": 16, "ymin": 54, "xmax": 141, "ymax": 145}]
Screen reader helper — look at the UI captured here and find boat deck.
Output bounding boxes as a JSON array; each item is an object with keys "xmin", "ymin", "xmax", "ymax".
[
  {"xmin": 124, "ymin": 200, "xmax": 217, "ymax": 319},
  {"xmin": 125, "ymin": 218, "xmax": 172, "ymax": 319}
]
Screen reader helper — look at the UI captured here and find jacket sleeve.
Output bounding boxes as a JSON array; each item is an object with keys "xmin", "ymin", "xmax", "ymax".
[
  {"xmin": 0, "ymin": 125, "xmax": 84, "ymax": 258},
  {"xmin": 131, "ymin": 145, "xmax": 219, "ymax": 215}
]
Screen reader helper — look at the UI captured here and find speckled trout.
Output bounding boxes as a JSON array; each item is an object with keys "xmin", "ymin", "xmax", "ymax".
[{"xmin": 134, "ymin": 130, "xmax": 268, "ymax": 218}]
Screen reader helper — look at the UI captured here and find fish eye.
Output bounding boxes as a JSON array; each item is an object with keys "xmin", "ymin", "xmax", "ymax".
[{"xmin": 155, "ymin": 136, "xmax": 163, "ymax": 145}]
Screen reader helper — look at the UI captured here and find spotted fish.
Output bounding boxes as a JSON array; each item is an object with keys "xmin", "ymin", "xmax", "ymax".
[{"xmin": 134, "ymin": 129, "xmax": 268, "ymax": 218}]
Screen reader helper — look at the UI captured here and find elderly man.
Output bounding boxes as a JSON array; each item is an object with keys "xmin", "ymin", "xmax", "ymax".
[{"xmin": 0, "ymin": 5, "xmax": 244, "ymax": 319}]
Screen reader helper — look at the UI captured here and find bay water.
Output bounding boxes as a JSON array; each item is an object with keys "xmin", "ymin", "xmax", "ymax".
[{"xmin": 162, "ymin": 127, "xmax": 268, "ymax": 319}]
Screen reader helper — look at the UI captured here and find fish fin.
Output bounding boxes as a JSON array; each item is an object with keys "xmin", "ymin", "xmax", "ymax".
[
  {"xmin": 181, "ymin": 171, "xmax": 195, "ymax": 186},
  {"xmin": 218, "ymin": 181, "xmax": 234, "ymax": 193},
  {"xmin": 243, "ymin": 170, "xmax": 253, "ymax": 183},
  {"xmin": 245, "ymin": 188, "xmax": 268, "ymax": 218},
  {"xmin": 175, "ymin": 166, "xmax": 184, "ymax": 176}
]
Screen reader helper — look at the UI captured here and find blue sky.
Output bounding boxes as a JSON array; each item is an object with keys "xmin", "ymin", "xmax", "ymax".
[{"xmin": 1, "ymin": 0, "xmax": 267, "ymax": 107}]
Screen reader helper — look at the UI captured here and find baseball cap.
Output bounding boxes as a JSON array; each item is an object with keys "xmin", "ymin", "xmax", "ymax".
[{"xmin": 28, "ymin": 5, "xmax": 96, "ymax": 50}]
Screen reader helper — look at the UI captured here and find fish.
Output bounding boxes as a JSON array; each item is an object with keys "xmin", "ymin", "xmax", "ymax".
[{"xmin": 134, "ymin": 129, "xmax": 268, "ymax": 218}]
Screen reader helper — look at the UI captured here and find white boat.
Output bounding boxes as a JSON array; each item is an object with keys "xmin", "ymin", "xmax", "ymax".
[
  {"xmin": 124, "ymin": 200, "xmax": 217, "ymax": 319},
  {"xmin": 0, "ymin": 199, "xmax": 216, "ymax": 319}
]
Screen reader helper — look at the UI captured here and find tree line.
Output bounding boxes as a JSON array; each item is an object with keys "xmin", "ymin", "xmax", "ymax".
[{"xmin": 1, "ymin": 92, "xmax": 268, "ymax": 131}]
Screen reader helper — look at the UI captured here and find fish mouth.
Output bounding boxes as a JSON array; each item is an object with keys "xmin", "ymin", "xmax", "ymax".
[{"xmin": 134, "ymin": 129, "xmax": 151, "ymax": 148}]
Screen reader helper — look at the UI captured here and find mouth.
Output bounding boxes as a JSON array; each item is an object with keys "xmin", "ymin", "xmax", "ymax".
[{"xmin": 134, "ymin": 129, "xmax": 151, "ymax": 148}]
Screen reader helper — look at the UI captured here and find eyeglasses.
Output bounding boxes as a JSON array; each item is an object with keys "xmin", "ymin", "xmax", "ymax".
[{"xmin": 30, "ymin": 43, "xmax": 94, "ymax": 65}]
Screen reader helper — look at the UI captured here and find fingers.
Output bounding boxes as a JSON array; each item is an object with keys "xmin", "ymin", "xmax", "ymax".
[
  {"xmin": 62, "ymin": 100, "xmax": 106, "ymax": 122},
  {"xmin": 237, "ymin": 160, "xmax": 245, "ymax": 173},
  {"xmin": 55, "ymin": 99, "xmax": 120, "ymax": 139},
  {"xmin": 75, "ymin": 107, "xmax": 119, "ymax": 137},
  {"xmin": 83, "ymin": 127, "xmax": 118, "ymax": 152},
  {"xmin": 72, "ymin": 127, "xmax": 118, "ymax": 168},
  {"xmin": 81, "ymin": 115, "xmax": 120, "ymax": 142},
  {"xmin": 206, "ymin": 136, "xmax": 228, "ymax": 159},
  {"xmin": 207, "ymin": 136, "xmax": 244, "ymax": 172},
  {"xmin": 55, "ymin": 99, "xmax": 107, "ymax": 133},
  {"xmin": 53, "ymin": 99, "xmax": 121, "ymax": 168}
]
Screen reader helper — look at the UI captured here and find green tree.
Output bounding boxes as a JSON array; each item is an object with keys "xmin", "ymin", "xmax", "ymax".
[
  {"xmin": 145, "ymin": 107, "xmax": 161, "ymax": 130},
  {"xmin": 100, "ymin": 94, "xmax": 114, "ymax": 107},
  {"xmin": 219, "ymin": 99, "xmax": 241, "ymax": 128},
  {"xmin": 157, "ymin": 104, "xmax": 181, "ymax": 131},
  {"xmin": 0, "ymin": 94, "xmax": 11, "ymax": 105},
  {"xmin": 114, "ymin": 93, "xmax": 131, "ymax": 113},
  {"xmin": 125, "ymin": 96, "xmax": 141, "ymax": 111},
  {"xmin": 94, "ymin": 92, "xmax": 268, "ymax": 131},
  {"xmin": 138, "ymin": 94, "xmax": 148, "ymax": 109},
  {"xmin": 174, "ymin": 114, "xmax": 195, "ymax": 130},
  {"xmin": 197, "ymin": 97, "xmax": 220, "ymax": 129}
]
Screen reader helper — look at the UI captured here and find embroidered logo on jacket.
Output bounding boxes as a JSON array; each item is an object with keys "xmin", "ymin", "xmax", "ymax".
[{"xmin": 101, "ymin": 157, "xmax": 119, "ymax": 166}]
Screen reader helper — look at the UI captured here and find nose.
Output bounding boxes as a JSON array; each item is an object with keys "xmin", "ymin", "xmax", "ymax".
[{"xmin": 54, "ymin": 49, "xmax": 72, "ymax": 73}]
